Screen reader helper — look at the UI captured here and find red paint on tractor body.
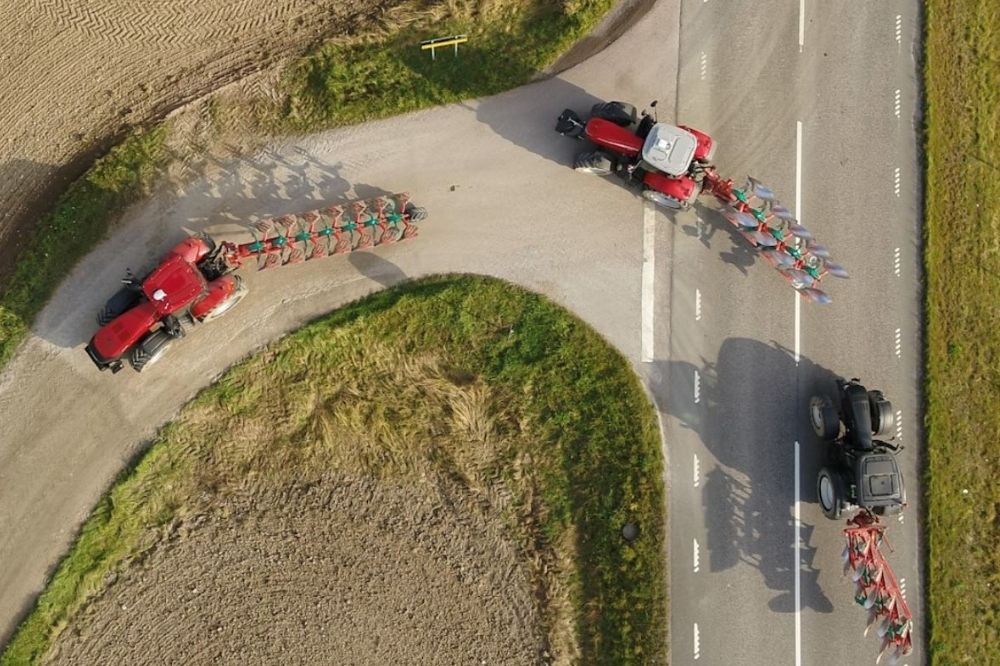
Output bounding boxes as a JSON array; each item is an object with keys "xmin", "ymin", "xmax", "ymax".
[
  {"xmin": 643, "ymin": 171, "xmax": 698, "ymax": 202},
  {"xmin": 190, "ymin": 275, "xmax": 238, "ymax": 320},
  {"xmin": 679, "ymin": 125, "xmax": 715, "ymax": 161},
  {"xmin": 142, "ymin": 254, "xmax": 207, "ymax": 316},
  {"xmin": 584, "ymin": 118, "xmax": 643, "ymax": 158},
  {"xmin": 90, "ymin": 301, "xmax": 160, "ymax": 360},
  {"xmin": 167, "ymin": 237, "xmax": 214, "ymax": 264}
]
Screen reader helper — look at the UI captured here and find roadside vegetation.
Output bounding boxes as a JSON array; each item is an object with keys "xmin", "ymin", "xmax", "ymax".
[
  {"xmin": 0, "ymin": 0, "xmax": 615, "ymax": 369},
  {"xmin": 924, "ymin": 0, "xmax": 1000, "ymax": 662},
  {"xmin": 0, "ymin": 276, "xmax": 667, "ymax": 665}
]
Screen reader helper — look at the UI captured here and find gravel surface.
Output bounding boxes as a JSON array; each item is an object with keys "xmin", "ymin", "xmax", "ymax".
[{"xmin": 46, "ymin": 475, "xmax": 544, "ymax": 665}]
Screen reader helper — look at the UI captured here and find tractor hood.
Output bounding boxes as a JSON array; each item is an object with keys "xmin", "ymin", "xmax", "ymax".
[
  {"xmin": 142, "ymin": 253, "xmax": 206, "ymax": 315},
  {"xmin": 642, "ymin": 124, "xmax": 697, "ymax": 177}
]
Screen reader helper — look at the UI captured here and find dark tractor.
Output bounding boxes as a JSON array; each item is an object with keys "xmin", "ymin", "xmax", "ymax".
[{"xmin": 809, "ymin": 378, "xmax": 906, "ymax": 519}]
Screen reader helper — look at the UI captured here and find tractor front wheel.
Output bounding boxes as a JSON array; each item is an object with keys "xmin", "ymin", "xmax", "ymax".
[
  {"xmin": 573, "ymin": 151, "xmax": 613, "ymax": 176},
  {"xmin": 130, "ymin": 330, "xmax": 174, "ymax": 372},
  {"xmin": 817, "ymin": 467, "xmax": 847, "ymax": 520}
]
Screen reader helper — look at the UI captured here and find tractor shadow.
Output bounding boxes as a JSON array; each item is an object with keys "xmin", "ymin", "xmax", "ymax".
[
  {"xmin": 647, "ymin": 337, "xmax": 840, "ymax": 613},
  {"xmin": 33, "ymin": 155, "xmax": 407, "ymax": 351}
]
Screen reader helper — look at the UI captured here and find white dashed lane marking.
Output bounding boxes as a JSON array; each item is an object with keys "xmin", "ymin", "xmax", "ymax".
[
  {"xmin": 895, "ymin": 14, "xmax": 903, "ymax": 46},
  {"xmin": 894, "ymin": 167, "xmax": 901, "ymax": 197},
  {"xmin": 894, "ymin": 247, "xmax": 901, "ymax": 276},
  {"xmin": 894, "ymin": 89, "xmax": 901, "ymax": 118},
  {"xmin": 694, "ymin": 454, "xmax": 701, "ymax": 488},
  {"xmin": 693, "ymin": 538, "xmax": 700, "ymax": 573},
  {"xmin": 895, "ymin": 328, "xmax": 902, "ymax": 358},
  {"xmin": 694, "ymin": 369, "xmax": 701, "ymax": 404},
  {"xmin": 694, "ymin": 623, "xmax": 701, "ymax": 660},
  {"xmin": 695, "ymin": 288, "xmax": 702, "ymax": 321}
]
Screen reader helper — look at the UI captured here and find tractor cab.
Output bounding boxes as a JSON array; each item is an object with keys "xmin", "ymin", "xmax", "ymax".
[
  {"xmin": 141, "ymin": 253, "xmax": 207, "ymax": 316},
  {"xmin": 853, "ymin": 450, "xmax": 905, "ymax": 514},
  {"xmin": 640, "ymin": 124, "xmax": 698, "ymax": 177}
]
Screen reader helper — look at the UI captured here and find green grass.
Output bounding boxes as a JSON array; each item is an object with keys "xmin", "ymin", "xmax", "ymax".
[
  {"xmin": 271, "ymin": 0, "xmax": 615, "ymax": 131},
  {"xmin": 0, "ymin": 127, "xmax": 168, "ymax": 367},
  {"xmin": 924, "ymin": 0, "xmax": 1000, "ymax": 662},
  {"xmin": 0, "ymin": 276, "xmax": 667, "ymax": 665}
]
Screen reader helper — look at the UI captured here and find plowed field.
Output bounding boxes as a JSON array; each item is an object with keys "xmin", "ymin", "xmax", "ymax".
[
  {"xmin": 0, "ymin": 0, "xmax": 395, "ymax": 275},
  {"xmin": 47, "ymin": 476, "xmax": 543, "ymax": 665}
]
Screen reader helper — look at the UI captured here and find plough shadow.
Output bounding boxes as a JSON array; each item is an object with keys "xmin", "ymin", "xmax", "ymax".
[
  {"xmin": 647, "ymin": 337, "xmax": 839, "ymax": 613},
  {"xmin": 35, "ymin": 155, "xmax": 409, "ymax": 351}
]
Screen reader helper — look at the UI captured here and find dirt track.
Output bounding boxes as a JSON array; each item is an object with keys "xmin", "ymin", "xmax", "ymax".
[
  {"xmin": 46, "ymin": 475, "xmax": 543, "ymax": 665},
  {"xmin": 0, "ymin": 0, "xmax": 401, "ymax": 276}
]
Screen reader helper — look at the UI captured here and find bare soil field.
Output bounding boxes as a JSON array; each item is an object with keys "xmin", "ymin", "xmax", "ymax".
[
  {"xmin": 46, "ymin": 475, "xmax": 544, "ymax": 665},
  {"xmin": 0, "ymin": 0, "xmax": 404, "ymax": 276}
]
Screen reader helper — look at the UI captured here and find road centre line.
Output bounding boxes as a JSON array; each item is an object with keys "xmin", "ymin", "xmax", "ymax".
[
  {"xmin": 694, "ymin": 623, "xmax": 701, "ymax": 660},
  {"xmin": 694, "ymin": 454, "xmax": 700, "ymax": 488},
  {"xmin": 693, "ymin": 538, "xmax": 701, "ymax": 573},
  {"xmin": 695, "ymin": 288, "xmax": 702, "ymax": 321},
  {"xmin": 798, "ymin": 0, "xmax": 805, "ymax": 51},
  {"xmin": 641, "ymin": 202, "xmax": 655, "ymax": 362},
  {"xmin": 694, "ymin": 370, "xmax": 701, "ymax": 404},
  {"xmin": 794, "ymin": 441, "xmax": 802, "ymax": 666}
]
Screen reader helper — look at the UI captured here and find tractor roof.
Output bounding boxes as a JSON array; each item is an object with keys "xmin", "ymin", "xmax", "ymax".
[
  {"xmin": 641, "ymin": 124, "xmax": 697, "ymax": 177},
  {"xmin": 142, "ymin": 253, "xmax": 206, "ymax": 315}
]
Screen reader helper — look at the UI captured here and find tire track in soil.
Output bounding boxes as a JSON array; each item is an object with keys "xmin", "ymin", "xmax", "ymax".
[{"xmin": 0, "ymin": 0, "xmax": 397, "ymax": 279}]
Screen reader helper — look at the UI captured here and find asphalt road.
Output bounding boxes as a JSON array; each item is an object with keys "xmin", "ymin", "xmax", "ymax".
[{"xmin": 0, "ymin": 1, "xmax": 923, "ymax": 663}]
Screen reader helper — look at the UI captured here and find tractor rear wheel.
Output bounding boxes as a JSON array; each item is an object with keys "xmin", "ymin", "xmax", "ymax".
[
  {"xmin": 817, "ymin": 467, "xmax": 847, "ymax": 520},
  {"xmin": 573, "ymin": 151, "xmax": 613, "ymax": 176},
  {"xmin": 130, "ymin": 330, "xmax": 174, "ymax": 372},
  {"xmin": 97, "ymin": 287, "xmax": 141, "ymax": 326},
  {"xmin": 642, "ymin": 189, "xmax": 685, "ymax": 210},
  {"xmin": 809, "ymin": 395, "xmax": 839, "ymax": 441},
  {"xmin": 868, "ymin": 390, "xmax": 895, "ymax": 438},
  {"xmin": 198, "ymin": 276, "xmax": 248, "ymax": 324}
]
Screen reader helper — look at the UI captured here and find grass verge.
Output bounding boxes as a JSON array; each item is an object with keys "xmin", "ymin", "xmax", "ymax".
[
  {"xmin": 0, "ymin": 128, "xmax": 167, "ymax": 367},
  {"xmin": 0, "ymin": 276, "xmax": 667, "ymax": 665},
  {"xmin": 924, "ymin": 0, "xmax": 1000, "ymax": 661}
]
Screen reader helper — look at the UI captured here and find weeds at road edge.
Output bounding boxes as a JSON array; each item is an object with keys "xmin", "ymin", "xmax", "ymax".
[{"xmin": 924, "ymin": 0, "xmax": 1000, "ymax": 661}]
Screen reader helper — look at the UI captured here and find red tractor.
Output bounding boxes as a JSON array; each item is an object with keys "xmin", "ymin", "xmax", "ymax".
[
  {"xmin": 86, "ymin": 193, "xmax": 424, "ymax": 373},
  {"xmin": 556, "ymin": 100, "xmax": 713, "ymax": 210},
  {"xmin": 556, "ymin": 101, "xmax": 848, "ymax": 303}
]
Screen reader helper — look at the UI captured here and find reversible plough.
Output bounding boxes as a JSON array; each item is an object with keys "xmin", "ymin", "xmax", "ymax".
[
  {"xmin": 556, "ymin": 100, "xmax": 848, "ymax": 303},
  {"xmin": 86, "ymin": 193, "xmax": 425, "ymax": 373},
  {"xmin": 843, "ymin": 512, "xmax": 914, "ymax": 662}
]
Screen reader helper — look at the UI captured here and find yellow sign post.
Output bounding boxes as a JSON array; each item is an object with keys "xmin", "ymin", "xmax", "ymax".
[{"xmin": 420, "ymin": 34, "xmax": 469, "ymax": 60}]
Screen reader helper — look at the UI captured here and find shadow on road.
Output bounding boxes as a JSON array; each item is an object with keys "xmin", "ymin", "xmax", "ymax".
[
  {"xmin": 34, "ymin": 156, "xmax": 409, "ymax": 351},
  {"xmin": 648, "ymin": 337, "xmax": 838, "ymax": 613}
]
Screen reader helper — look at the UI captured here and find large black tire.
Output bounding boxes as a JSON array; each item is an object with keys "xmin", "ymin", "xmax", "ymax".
[
  {"xmin": 817, "ymin": 467, "xmax": 847, "ymax": 520},
  {"xmin": 809, "ymin": 395, "xmax": 840, "ymax": 441},
  {"xmin": 590, "ymin": 101, "xmax": 637, "ymax": 127},
  {"xmin": 642, "ymin": 189, "xmax": 685, "ymax": 210},
  {"xmin": 868, "ymin": 390, "xmax": 895, "ymax": 437},
  {"xmin": 97, "ymin": 287, "xmax": 141, "ymax": 326},
  {"xmin": 573, "ymin": 151, "xmax": 613, "ymax": 176},
  {"xmin": 130, "ymin": 330, "xmax": 173, "ymax": 372}
]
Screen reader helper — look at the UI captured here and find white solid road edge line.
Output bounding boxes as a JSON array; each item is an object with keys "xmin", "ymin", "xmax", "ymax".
[
  {"xmin": 641, "ymin": 202, "xmax": 656, "ymax": 362},
  {"xmin": 794, "ymin": 441, "xmax": 802, "ymax": 666}
]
